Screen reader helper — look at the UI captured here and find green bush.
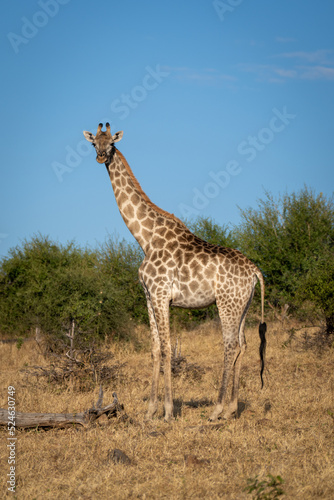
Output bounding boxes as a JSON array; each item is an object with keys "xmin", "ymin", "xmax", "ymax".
[
  {"xmin": 235, "ymin": 187, "xmax": 334, "ymax": 332},
  {"xmin": 0, "ymin": 235, "xmax": 146, "ymax": 342},
  {"xmin": 1, "ymin": 187, "xmax": 333, "ymax": 342}
]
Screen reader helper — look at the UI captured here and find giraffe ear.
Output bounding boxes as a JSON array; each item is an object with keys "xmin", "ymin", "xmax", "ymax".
[
  {"xmin": 112, "ymin": 131, "xmax": 123, "ymax": 143},
  {"xmin": 83, "ymin": 131, "xmax": 96, "ymax": 143}
]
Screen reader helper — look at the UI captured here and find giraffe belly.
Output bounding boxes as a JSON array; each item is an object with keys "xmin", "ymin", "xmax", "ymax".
[{"xmin": 170, "ymin": 280, "xmax": 216, "ymax": 309}]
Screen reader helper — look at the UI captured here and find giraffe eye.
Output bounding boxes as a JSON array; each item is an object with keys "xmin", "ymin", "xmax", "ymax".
[{"xmin": 92, "ymin": 143, "xmax": 96, "ymax": 147}]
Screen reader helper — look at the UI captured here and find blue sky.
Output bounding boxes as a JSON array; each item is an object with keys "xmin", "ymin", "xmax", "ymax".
[{"xmin": 1, "ymin": 0, "xmax": 334, "ymax": 258}]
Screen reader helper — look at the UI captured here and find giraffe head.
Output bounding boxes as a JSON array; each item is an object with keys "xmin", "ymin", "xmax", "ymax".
[{"xmin": 83, "ymin": 123, "xmax": 123, "ymax": 164}]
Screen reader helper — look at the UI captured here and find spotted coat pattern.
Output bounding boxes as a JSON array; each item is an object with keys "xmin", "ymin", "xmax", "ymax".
[{"xmin": 83, "ymin": 124, "xmax": 266, "ymax": 422}]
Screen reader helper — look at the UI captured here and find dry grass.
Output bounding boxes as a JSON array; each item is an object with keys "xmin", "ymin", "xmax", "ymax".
[{"xmin": 1, "ymin": 321, "xmax": 334, "ymax": 499}]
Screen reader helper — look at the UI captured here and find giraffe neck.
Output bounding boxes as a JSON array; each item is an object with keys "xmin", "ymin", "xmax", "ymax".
[{"xmin": 106, "ymin": 148, "xmax": 181, "ymax": 252}]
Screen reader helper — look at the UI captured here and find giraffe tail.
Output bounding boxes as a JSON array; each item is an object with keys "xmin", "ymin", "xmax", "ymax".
[
  {"xmin": 259, "ymin": 322, "xmax": 267, "ymax": 388},
  {"xmin": 256, "ymin": 270, "xmax": 267, "ymax": 388}
]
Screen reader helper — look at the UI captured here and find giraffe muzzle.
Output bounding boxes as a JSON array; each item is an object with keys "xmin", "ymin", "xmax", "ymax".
[{"xmin": 96, "ymin": 153, "xmax": 107, "ymax": 164}]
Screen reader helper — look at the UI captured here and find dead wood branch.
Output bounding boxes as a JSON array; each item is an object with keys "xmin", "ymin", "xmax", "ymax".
[
  {"xmin": 268, "ymin": 302, "xmax": 290, "ymax": 325},
  {"xmin": 0, "ymin": 391, "xmax": 126, "ymax": 430}
]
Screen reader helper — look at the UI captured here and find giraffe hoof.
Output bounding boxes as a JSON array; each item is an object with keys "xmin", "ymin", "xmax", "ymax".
[
  {"xmin": 223, "ymin": 410, "xmax": 237, "ymax": 420},
  {"xmin": 208, "ymin": 407, "xmax": 223, "ymax": 422},
  {"xmin": 144, "ymin": 410, "xmax": 157, "ymax": 422}
]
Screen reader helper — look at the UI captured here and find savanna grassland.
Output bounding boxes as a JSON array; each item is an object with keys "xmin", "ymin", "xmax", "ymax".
[{"xmin": 1, "ymin": 321, "xmax": 334, "ymax": 499}]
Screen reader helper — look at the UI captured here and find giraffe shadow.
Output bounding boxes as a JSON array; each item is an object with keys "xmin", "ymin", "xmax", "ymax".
[
  {"xmin": 171, "ymin": 398, "xmax": 212, "ymax": 418},
  {"xmin": 172, "ymin": 398, "xmax": 248, "ymax": 419},
  {"xmin": 235, "ymin": 400, "xmax": 248, "ymax": 418}
]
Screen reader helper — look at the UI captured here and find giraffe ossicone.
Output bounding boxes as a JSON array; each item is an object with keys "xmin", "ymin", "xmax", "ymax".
[{"xmin": 83, "ymin": 123, "xmax": 267, "ymax": 422}]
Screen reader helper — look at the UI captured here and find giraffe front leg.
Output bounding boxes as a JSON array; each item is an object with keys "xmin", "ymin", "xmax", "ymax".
[
  {"xmin": 144, "ymin": 297, "xmax": 161, "ymax": 421},
  {"xmin": 146, "ymin": 334, "xmax": 161, "ymax": 420},
  {"xmin": 149, "ymin": 291, "xmax": 173, "ymax": 422},
  {"xmin": 161, "ymin": 336, "xmax": 173, "ymax": 422}
]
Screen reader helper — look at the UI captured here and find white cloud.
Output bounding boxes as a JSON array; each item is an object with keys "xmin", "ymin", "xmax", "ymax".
[
  {"xmin": 273, "ymin": 68, "xmax": 298, "ymax": 79},
  {"xmin": 298, "ymin": 65, "xmax": 334, "ymax": 80},
  {"xmin": 276, "ymin": 49, "xmax": 334, "ymax": 65},
  {"xmin": 237, "ymin": 49, "xmax": 334, "ymax": 82},
  {"xmin": 275, "ymin": 37, "xmax": 297, "ymax": 43},
  {"xmin": 162, "ymin": 66, "xmax": 237, "ymax": 84}
]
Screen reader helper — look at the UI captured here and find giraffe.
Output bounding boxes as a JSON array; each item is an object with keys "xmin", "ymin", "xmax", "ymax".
[{"xmin": 83, "ymin": 123, "xmax": 267, "ymax": 422}]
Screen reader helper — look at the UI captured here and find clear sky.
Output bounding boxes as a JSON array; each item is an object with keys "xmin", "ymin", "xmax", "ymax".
[{"xmin": 1, "ymin": 0, "xmax": 334, "ymax": 258}]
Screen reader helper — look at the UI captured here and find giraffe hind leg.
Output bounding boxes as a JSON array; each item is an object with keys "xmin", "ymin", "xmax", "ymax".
[
  {"xmin": 212, "ymin": 287, "xmax": 255, "ymax": 421},
  {"xmin": 225, "ymin": 284, "xmax": 258, "ymax": 418},
  {"xmin": 223, "ymin": 338, "xmax": 246, "ymax": 419},
  {"xmin": 209, "ymin": 333, "xmax": 241, "ymax": 421}
]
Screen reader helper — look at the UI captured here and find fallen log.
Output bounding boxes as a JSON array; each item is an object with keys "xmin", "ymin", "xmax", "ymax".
[{"xmin": 0, "ymin": 390, "xmax": 126, "ymax": 429}]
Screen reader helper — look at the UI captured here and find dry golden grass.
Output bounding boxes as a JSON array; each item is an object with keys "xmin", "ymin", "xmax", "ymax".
[{"xmin": 1, "ymin": 321, "xmax": 334, "ymax": 499}]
